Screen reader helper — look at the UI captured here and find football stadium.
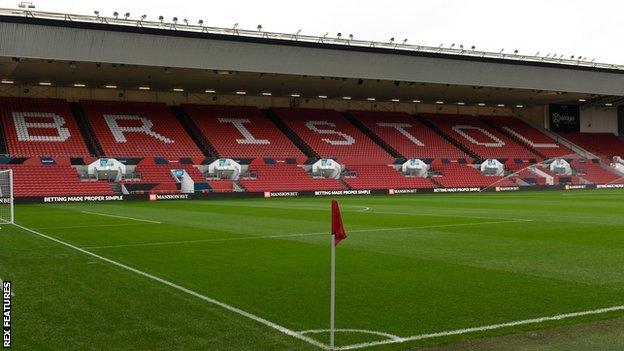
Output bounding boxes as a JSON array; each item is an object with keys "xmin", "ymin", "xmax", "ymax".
[{"xmin": 1, "ymin": 3, "xmax": 624, "ymax": 350}]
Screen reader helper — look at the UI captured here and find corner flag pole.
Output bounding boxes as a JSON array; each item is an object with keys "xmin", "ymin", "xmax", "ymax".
[
  {"xmin": 330, "ymin": 231, "xmax": 336, "ymax": 349},
  {"xmin": 330, "ymin": 200, "xmax": 347, "ymax": 350}
]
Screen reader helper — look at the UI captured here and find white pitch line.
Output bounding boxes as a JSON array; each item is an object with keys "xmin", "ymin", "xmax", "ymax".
[
  {"xmin": 334, "ymin": 305, "xmax": 624, "ymax": 350},
  {"xmin": 0, "ymin": 278, "xmax": 14, "ymax": 296},
  {"xmin": 300, "ymin": 328, "xmax": 402, "ymax": 341},
  {"xmin": 194, "ymin": 202, "xmax": 532, "ymax": 222},
  {"xmin": 366, "ymin": 210, "xmax": 534, "ymax": 222},
  {"xmin": 80, "ymin": 210, "xmax": 162, "ymax": 224},
  {"xmin": 12, "ymin": 223, "xmax": 329, "ymax": 350},
  {"xmin": 84, "ymin": 219, "xmax": 530, "ymax": 250},
  {"xmin": 357, "ymin": 207, "xmax": 371, "ymax": 212},
  {"xmin": 35, "ymin": 223, "xmax": 156, "ymax": 230}
]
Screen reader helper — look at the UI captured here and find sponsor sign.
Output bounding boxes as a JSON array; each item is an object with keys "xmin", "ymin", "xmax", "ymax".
[
  {"xmin": 389, "ymin": 189, "xmax": 418, "ymax": 195},
  {"xmin": 264, "ymin": 192, "xmax": 299, "ymax": 198},
  {"xmin": 43, "ymin": 195, "xmax": 124, "ymax": 203},
  {"xmin": 314, "ymin": 190, "xmax": 372, "ymax": 196},
  {"xmin": 149, "ymin": 194, "xmax": 190, "ymax": 201},
  {"xmin": 564, "ymin": 184, "xmax": 587, "ymax": 190},
  {"xmin": 433, "ymin": 187, "xmax": 480, "ymax": 193},
  {"xmin": 549, "ymin": 104, "xmax": 580, "ymax": 132},
  {"xmin": 495, "ymin": 186, "xmax": 520, "ymax": 192},
  {"xmin": 596, "ymin": 184, "xmax": 624, "ymax": 189}
]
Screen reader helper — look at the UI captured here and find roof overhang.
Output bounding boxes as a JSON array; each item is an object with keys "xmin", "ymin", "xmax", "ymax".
[{"xmin": 0, "ymin": 13, "xmax": 622, "ymax": 100}]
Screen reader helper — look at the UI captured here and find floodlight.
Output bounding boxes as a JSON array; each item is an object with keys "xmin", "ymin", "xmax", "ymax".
[
  {"xmin": 183, "ymin": 19, "xmax": 189, "ymax": 25},
  {"xmin": 198, "ymin": 19, "xmax": 204, "ymax": 25},
  {"xmin": 173, "ymin": 17, "xmax": 178, "ymax": 23},
  {"xmin": 257, "ymin": 24, "xmax": 262, "ymax": 31},
  {"xmin": 113, "ymin": 12, "xmax": 119, "ymax": 19},
  {"xmin": 158, "ymin": 15, "xmax": 164, "ymax": 22},
  {"xmin": 337, "ymin": 32, "xmax": 342, "ymax": 38},
  {"xmin": 124, "ymin": 12, "xmax": 130, "ymax": 19},
  {"xmin": 140, "ymin": 14, "xmax": 147, "ymax": 20},
  {"xmin": 94, "ymin": 11, "xmax": 99, "ymax": 17}
]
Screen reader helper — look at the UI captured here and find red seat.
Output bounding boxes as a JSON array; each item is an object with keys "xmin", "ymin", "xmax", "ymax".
[
  {"xmin": 350, "ymin": 111, "xmax": 467, "ymax": 159},
  {"xmin": 571, "ymin": 160, "xmax": 622, "ymax": 184},
  {"xmin": 80, "ymin": 101, "xmax": 203, "ymax": 158},
  {"xmin": 0, "ymin": 97, "xmax": 90, "ymax": 157},
  {"xmin": 482, "ymin": 116, "xmax": 574, "ymax": 158},
  {"xmin": 558, "ymin": 132, "xmax": 624, "ymax": 162},
  {"xmin": 272, "ymin": 108, "xmax": 393, "ymax": 165},
  {"xmin": 344, "ymin": 165, "xmax": 435, "ymax": 190},
  {"xmin": 240, "ymin": 162, "xmax": 344, "ymax": 192},
  {"xmin": 434, "ymin": 163, "xmax": 516, "ymax": 188},
  {"xmin": 182, "ymin": 104, "xmax": 304, "ymax": 159},
  {"xmin": 422, "ymin": 114, "xmax": 536, "ymax": 159},
  {"xmin": 1, "ymin": 164, "xmax": 112, "ymax": 197}
]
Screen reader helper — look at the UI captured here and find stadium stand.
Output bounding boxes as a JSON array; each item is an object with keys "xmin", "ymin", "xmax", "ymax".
[
  {"xmin": 206, "ymin": 180, "xmax": 234, "ymax": 192},
  {"xmin": 343, "ymin": 164, "xmax": 436, "ymax": 189},
  {"xmin": 0, "ymin": 97, "xmax": 621, "ymax": 196},
  {"xmin": 271, "ymin": 108, "xmax": 393, "ymax": 164},
  {"xmin": 181, "ymin": 104, "xmax": 305, "ymax": 159},
  {"xmin": 0, "ymin": 97, "xmax": 91, "ymax": 157},
  {"xmin": 2, "ymin": 164, "xmax": 112, "ymax": 197},
  {"xmin": 119, "ymin": 158, "xmax": 209, "ymax": 194},
  {"xmin": 421, "ymin": 114, "xmax": 537, "ymax": 159},
  {"xmin": 481, "ymin": 115, "xmax": 576, "ymax": 159},
  {"xmin": 432, "ymin": 163, "xmax": 517, "ymax": 188},
  {"xmin": 348, "ymin": 111, "xmax": 468, "ymax": 159},
  {"xmin": 558, "ymin": 132, "xmax": 624, "ymax": 162},
  {"xmin": 571, "ymin": 159, "xmax": 623, "ymax": 184},
  {"xmin": 240, "ymin": 161, "xmax": 344, "ymax": 192},
  {"xmin": 80, "ymin": 101, "xmax": 203, "ymax": 158}
]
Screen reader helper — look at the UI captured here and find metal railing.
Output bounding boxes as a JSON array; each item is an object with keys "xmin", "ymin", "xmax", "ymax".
[{"xmin": 1, "ymin": 7, "xmax": 622, "ymax": 72}]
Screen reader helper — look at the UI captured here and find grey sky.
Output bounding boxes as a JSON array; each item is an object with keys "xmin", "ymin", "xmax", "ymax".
[{"xmin": 2, "ymin": 0, "xmax": 622, "ymax": 64}]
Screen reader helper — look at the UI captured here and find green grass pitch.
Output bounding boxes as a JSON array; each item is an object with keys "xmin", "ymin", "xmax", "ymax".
[{"xmin": 2, "ymin": 190, "xmax": 624, "ymax": 350}]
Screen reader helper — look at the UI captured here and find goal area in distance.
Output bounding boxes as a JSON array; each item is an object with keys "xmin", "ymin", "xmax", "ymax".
[{"xmin": 0, "ymin": 169, "xmax": 14, "ymax": 224}]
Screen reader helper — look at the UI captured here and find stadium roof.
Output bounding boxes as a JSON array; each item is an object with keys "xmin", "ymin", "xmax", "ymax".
[{"xmin": 0, "ymin": 8, "xmax": 622, "ymax": 105}]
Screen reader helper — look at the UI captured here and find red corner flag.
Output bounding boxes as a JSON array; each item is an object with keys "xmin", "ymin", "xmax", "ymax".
[{"xmin": 331, "ymin": 200, "xmax": 347, "ymax": 245}]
